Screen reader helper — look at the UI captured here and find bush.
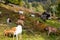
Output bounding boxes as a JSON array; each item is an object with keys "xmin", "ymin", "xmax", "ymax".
[{"xmin": 57, "ymin": 3, "xmax": 60, "ymax": 17}]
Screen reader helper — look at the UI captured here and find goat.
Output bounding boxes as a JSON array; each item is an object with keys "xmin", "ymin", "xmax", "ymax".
[
  {"xmin": 45, "ymin": 26, "xmax": 57, "ymax": 36},
  {"xmin": 4, "ymin": 25, "xmax": 22, "ymax": 40},
  {"xmin": 7, "ymin": 18, "xmax": 11, "ymax": 24},
  {"xmin": 4, "ymin": 27, "xmax": 16, "ymax": 36},
  {"xmin": 31, "ymin": 14, "xmax": 35, "ymax": 17},
  {"xmin": 18, "ymin": 11, "xmax": 23, "ymax": 14},
  {"xmin": 16, "ymin": 19, "xmax": 24, "ymax": 26},
  {"xmin": 19, "ymin": 15, "xmax": 25, "ymax": 20},
  {"xmin": 14, "ymin": 25, "xmax": 22, "ymax": 40}
]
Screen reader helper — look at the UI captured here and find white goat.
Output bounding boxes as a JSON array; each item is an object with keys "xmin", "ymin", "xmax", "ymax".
[
  {"xmin": 14, "ymin": 25, "xmax": 22, "ymax": 35},
  {"xmin": 18, "ymin": 11, "xmax": 23, "ymax": 14},
  {"xmin": 31, "ymin": 14, "xmax": 35, "ymax": 17},
  {"xmin": 4, "ymin": 25, "xmax": 22, "ymax": 40},
  {"xmin": 14, "ymin": 25, "xmax": 22, "ymax": 40}
]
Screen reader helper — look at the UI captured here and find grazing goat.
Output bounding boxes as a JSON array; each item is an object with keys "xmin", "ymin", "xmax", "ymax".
[
  {"xmin": 4, "ymin": 25, "xmax": 22, "ymax": 40},
  {"xmin": 31, "ymin": 14, "xmax": 35, "ymax": 17},
  {"xmin": 7, "ymin": 18, "xmax": 11, "ymax": 24},
  {"xmin": 4, "ymin": 25, "xmax": 22, "ymax": 36},
  {"xmin": 18, "ymin": 11, "xmax": 23, "ymax": 14},
  {"xmin": 4, "ymin": 27, "xmax": 16, "ymax": 36},
  {"xmin": 16, "ymin": 19, "xmax": 24, "ymax": 26},
  {"xmin": 19, "ymin": 15, "xmax": 25, "ymax": 20},
  {"xmin": 45, "ymin": 26, "xmax": 57, "ymax": 36}
]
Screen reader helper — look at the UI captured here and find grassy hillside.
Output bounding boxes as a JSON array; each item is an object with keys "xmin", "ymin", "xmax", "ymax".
[
  {"xmin": 0, "ymin": 24, "xmax": 60, "ymax": 40},
  {"xmin": 0, "ymin": 3, "xmax": 60, "ymax": 40}
]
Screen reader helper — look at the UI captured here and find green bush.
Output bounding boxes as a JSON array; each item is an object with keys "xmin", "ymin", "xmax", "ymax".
[{"xmin": 57, "ymin": 3, "xmax": 60, "ymax": 17}]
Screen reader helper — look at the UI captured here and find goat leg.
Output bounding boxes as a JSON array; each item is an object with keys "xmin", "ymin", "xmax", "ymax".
[{"xmin": 48, "ymin": 30, "xmax": 51, "ymax": 36}]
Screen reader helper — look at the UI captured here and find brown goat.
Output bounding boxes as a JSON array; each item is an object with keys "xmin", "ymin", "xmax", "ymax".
[
  {"xmin": 33, "ymin": 21, "xmax": 47, "ymax": 31},
  {"xmin": 19, "ymin": 15, "xmax": 25, "ymax": 20},
  {"xmin": 45, "ymin": 26, "xmax": 57, "ymax": 36},
  {"xmin": 16, "ymin": 19, "xmax": 24, "ymax": 26},
  {"xmin": 4, "ymin": 27, "xmax": 16, "ymax": 36}
]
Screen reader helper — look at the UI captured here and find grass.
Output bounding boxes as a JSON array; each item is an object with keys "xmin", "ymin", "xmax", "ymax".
[
  {"xmin": 0, "ymin": 23, "xmax": 60, "ymax": 40},
  {"xmin": 46, "ymin": 20, "xmax": 60, "ymax": 28},
  {"xmin": 0, "ymin": 3, "xmax": 60, "ymax": 40}
]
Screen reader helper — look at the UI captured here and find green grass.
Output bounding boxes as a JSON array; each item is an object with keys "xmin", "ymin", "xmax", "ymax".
[
  {"xmin": 0, "ymin": 3, "xmax": 60, "ymax": 40},
  {"xmin": 46, "ymin": 20, "xmax": 60, "ymax": 28},
  {"xmin": 0, "ymin": 24, "xmax": 60, "ymax": 40}
]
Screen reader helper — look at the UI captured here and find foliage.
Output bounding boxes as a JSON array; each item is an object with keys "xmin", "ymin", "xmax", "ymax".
[
  {"xmin": 46, "ymin": 20, "xmax": 60, "ymax": 28},
  {"xmin": 18, "ymin": 0, "xmax": 24, "ymax": 6},
  {"xmin": 57, "ymin": 3, "xmax": 60, "ymax": 17},
  {"xmin": 4, "ymin": 0, "xmax": 24, "ymax": 6},
  {"xmin": 32, "ymin": 2, "xmax": 38, "ymax": 7},
  {"xmin": 57, "ymin": 4, "xmax": 60, "ymax": 11},
  {"xmin": 33, "ymin": 2, "xmax": 45, "ymax": 12},
  {"xmin": 50, "ymin": 5, "xmax": 58, "ymax": 13},
  {"xmin": 35, "ymin": 5, "xmax": 44, "ymax": 12},
  {"xmin": 0, "ymin": 2, "xmax": 60, "ymax": 40},
  {"xmin": 26, "ymin": 3, "xmax": 32, "ymax": 9}
]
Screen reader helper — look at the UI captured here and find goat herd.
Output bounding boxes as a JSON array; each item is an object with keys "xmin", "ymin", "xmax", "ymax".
[
  {"xmin": 4, "ymin": 11, "xmax": 60, "ymax": 40},
  {"xmin": 4, "ymin": 11, "xmax": 25, "ymax": 40}
]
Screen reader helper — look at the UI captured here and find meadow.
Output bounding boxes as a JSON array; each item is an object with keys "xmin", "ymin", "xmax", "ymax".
[
  {"xmin": 0, "ymin": 23, "xmax": 60, "ymax": 40},
  {"xmin": 0, "ymin": 3, "xmax": 60, "ymax": 40}
]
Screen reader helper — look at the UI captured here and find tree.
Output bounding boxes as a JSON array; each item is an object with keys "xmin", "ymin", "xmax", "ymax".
[
  {"xmin": 4, "ymin": 0, "xmax": 18, "ymax": 4},
  {"xmin": 57, "ymin": 3, "xmax": 60, "ymax": 17},
  {"xmin": 35, "ymin": 4, "xmax": 44, "ymax": 13},
  {"xmin": 4, "ymin": 0, "xmax": 24, "ymax": 6},
  {"xmin": 18, "ymin": 0, "xmax": 24, "ymax": 6}
]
